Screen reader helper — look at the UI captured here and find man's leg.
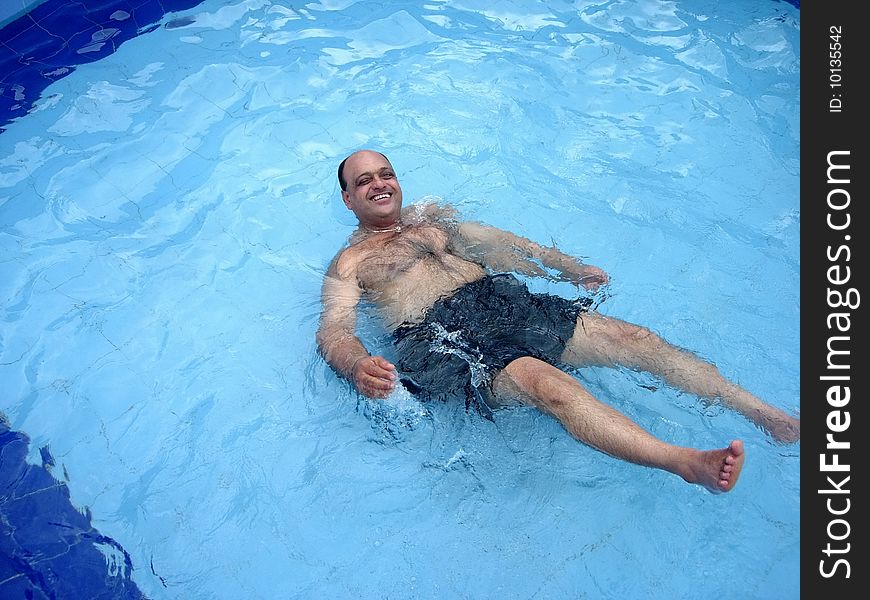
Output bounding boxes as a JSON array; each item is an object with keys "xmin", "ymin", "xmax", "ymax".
[
  {"xmin": 560, "ymin": 312, "xmax": 799, "ymax": 443},
  {"xmin": 492, "ymin": 357, "xmax": 744, "ymax": 492}
]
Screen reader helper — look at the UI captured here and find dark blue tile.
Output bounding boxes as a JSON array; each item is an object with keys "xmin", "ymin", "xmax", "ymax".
[
  {"xmin": 2, "ymin": 23, "xmax": 66, "ymax": 59},
  {"xmin": 0, "ymin": 12, "xmax": 38, "ymax": 42},
  {"xmin": 0, "ymin": 571, "xmax": 53, "ymax": 600},
  {"xmin": 27, "ymin": 0, "xmax": 68, "ymax": 23},
  {"xmin": 1, "ymin": 0, "xmax": 208, "ymax": 133},
  {"xmin": 0, "ymin": 418, "xmax": 147, "ymax": 599},
  {"xmin": 0, "ymin": 430, "xmax": 30, "ymax": 490}
]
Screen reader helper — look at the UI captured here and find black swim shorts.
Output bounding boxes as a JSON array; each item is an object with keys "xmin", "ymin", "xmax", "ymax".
[{"xmin": 392, "ymin": 274, "xmax": 590, "ymax": 409}]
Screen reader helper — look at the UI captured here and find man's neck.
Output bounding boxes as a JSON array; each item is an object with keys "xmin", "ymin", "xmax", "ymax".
[
  {"xmin": 349, "ymin": 219, "xmax": 404, "ymax": 246},
  {"xmin": 360, "ymin": 217, "xmax": 403, "ymax": 234}
]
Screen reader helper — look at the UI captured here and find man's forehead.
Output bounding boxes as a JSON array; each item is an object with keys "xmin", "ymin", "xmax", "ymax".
[{"xmin": 346, "ymin": 151, "xmax": 392, "ymax": 176}]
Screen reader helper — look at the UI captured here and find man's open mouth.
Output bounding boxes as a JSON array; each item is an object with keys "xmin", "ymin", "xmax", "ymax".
[{"xmin": 370, "ymin": 193, "xmax": 391, "ymax": 202}]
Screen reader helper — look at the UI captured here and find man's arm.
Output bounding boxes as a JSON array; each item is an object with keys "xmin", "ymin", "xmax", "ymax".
[
  {"xmin": 451, "ymin": 221, "xmax": 609, "ymax": 291},
  {"xmin": 315, "ymin": 251, "xmax": 396, "ymax": 398}
]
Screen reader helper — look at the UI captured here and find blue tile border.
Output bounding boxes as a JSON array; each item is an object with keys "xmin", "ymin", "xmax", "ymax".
[
  {"xmin": 1, "ymin": 0, "xmax": 205, "ymax": 132},
  {"xmin": 0, "ymin": 2, "xmax": 49, "ymax": 31},
  {"xmin": 0, "ymin": 415, "xmax": 148, "ymax": 598}
]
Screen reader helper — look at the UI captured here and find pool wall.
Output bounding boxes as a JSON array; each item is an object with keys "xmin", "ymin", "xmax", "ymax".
[
  {"xmin": 0, "ymin": 0, "xmax": 48, "ymax": 28},
  {"xmin": 0, "ymin": 417, "xmax": 146, "ymax": 598},
  {"xmin": 0, "ymin": 0, "xmax": 205, "ymax": 132}
]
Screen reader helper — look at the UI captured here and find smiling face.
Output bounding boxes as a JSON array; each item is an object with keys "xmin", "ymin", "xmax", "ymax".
[{"xmin": 340, "ymin": 150, "xmax": 403, "ymax": 229}]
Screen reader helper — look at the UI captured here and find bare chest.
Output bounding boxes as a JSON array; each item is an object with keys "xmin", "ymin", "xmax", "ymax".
[{"xmin": 355, "ymin": 226, "xmax": 454, "ymax": 287}]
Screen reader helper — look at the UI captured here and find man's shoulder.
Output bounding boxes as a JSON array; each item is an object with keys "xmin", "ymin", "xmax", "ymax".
[
  {"xmin": 403, "ymin": 199, "xmax": 459, "ymax": 224},
  {"xmin": 328, "ymin": 244, "xmax": 365, "ymax": 279}
]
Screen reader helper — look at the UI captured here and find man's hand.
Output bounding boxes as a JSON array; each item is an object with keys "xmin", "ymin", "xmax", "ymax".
[
  {"xmin": 573, "ymin": 264, "xmax": 609, "ymax": 291},
  {"xmin": 352, "ymin": 355, "xmax": 397, "ymax": 398}
]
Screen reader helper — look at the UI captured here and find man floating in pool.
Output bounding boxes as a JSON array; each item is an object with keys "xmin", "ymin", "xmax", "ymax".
[{"xmin": 316, "ymin": 150, "xmax": 800, "ymax": 493}]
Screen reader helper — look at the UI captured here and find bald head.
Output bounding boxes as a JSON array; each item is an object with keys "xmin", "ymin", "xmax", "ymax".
[
  {"xmin": 338, "ymin": 150, "xmax": 391, "ymax": 191},
  {"xmin": 338, "ymin": 150, "xmax": 403, "ymax": 229}
]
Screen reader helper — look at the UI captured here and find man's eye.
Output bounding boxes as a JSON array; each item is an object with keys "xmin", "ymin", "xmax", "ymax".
[
  {"xmin": 358, "ymin": 178, "xmax": 372, "ymax": 185},
  {"xmin": 382, "ymin": 172, "xmax": 395, "ymax": 179}
]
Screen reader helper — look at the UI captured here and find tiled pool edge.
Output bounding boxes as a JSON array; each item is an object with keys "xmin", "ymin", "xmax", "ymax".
[
  {"xmin": 0, "ymin": 0, "xmax": 49, "ymax": 30},
  {"xmin": 0, "ymin": 415, "xmax": 149, "ymax": 598},
  {"xmin": 1, "ymin": 0, "xmax": 204, "ymax": 132}
]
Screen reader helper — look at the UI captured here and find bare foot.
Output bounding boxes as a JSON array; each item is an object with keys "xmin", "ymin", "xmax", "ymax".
[{"xmin": 682, "ymin": 440, "xmax": 745, "ymax": 493}]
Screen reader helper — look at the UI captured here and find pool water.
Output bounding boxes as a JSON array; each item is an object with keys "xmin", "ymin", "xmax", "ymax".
[{"xmin": 1, "ymin": 1, "xmax": 800, "ymax": 598}]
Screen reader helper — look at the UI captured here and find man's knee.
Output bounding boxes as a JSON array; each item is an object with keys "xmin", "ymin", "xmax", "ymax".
[
  {"xmin": 586, "ymin": 316, "xmax": 661, "ymax": 350},
  {"xmin": 619, "ymin": 323, "xmax": 662, "ymax": 350},
  {"xmin": 567, "ymin": 314, "xmax": 668, "ymax": 368},
  {"xmin": 502, "ymin": 356, "xmax": 547, "ymax": 387},
  {"xmin": 491, "ymin": 357, "xmax": 543, "ymax": 406},
  {"xmin": 581, "ymin": 314, "xmax": 657, "ymax": 350},
  {"xmin": 499, "ymin": 356, "xmax": 579, "ymax": 411}
]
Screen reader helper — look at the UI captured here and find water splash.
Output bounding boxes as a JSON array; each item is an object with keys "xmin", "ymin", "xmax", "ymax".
[
  {"xmin": 361, "ymin": 380, "xmax": 429, "ymax": 442},
  {"xmin": 427, "ymin": 322, "xmax": 489, "ymax": 389}
]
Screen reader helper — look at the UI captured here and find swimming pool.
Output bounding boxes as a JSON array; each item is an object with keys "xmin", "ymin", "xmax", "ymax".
[{"xmin": 1, "ymin": 0, "xmax": 800, "ymax": 598}]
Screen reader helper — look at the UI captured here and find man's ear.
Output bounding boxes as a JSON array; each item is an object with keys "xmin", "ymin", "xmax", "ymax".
[{"xmin": 341, "ymin": 190, "xmax": 352, "ymax": 210}]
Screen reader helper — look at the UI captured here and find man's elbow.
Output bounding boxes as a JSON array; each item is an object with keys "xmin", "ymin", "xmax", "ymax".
[
  {"xmin": 315, "ymin": 325, "xmax": 345, "ymax": 360},
  {"xmin": 315, "ymin": 325, "xmax": 330, "ymax": 357}
]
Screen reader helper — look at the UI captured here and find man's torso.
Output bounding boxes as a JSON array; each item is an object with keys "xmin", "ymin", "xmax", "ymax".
[{"xmin": 344, "ymin": 219, "xmax": 486, "ymax": 328}]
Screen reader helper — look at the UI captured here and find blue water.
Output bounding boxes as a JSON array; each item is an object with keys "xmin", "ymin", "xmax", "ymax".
[{"xmin": 1, "ymin": 1, "xmax": 799, "ymax": 598}]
